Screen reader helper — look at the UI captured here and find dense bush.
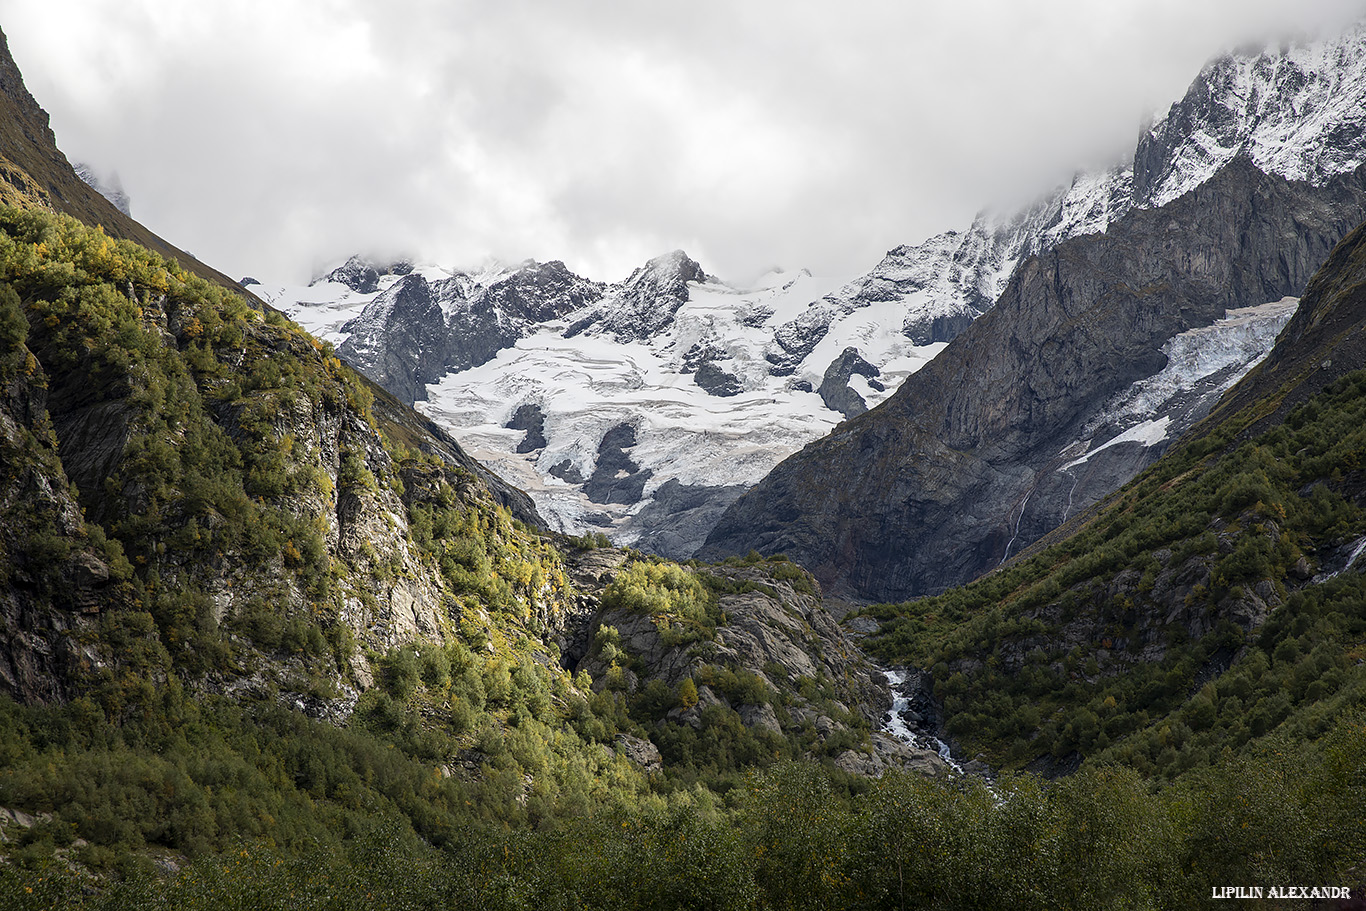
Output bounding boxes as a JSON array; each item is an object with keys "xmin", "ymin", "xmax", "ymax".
[
  {"xmin": 866, "ymin": 369, "xmax": 1366, "ymax": 776},
  {"xmin": 3, "ymin": 717, "xmax": 1362, "ymax": 909},
  {"xmin": 3, "ymin": 205, "xmax": 1364, "ymax": 907}
]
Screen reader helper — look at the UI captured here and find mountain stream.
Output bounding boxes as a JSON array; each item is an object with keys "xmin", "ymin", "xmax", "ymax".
[{"xmin": 881, "ymin": 668, "xmax": 965, "ymax": 775}]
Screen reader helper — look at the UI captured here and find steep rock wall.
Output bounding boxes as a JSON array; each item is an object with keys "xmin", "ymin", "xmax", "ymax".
[{"xmin": 703, "ymin": 160, "xmax": 1366, "ymax": 602}]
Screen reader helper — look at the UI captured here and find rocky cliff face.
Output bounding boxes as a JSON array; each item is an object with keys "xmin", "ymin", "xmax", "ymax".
[
  {"xmin": 0, "ymin": 294, "xmax": 112, "ymax": 704},
  {"xmin": 1194, "ymin": 216, "xmax": 1366, "ymax": 445},
  {"xmin": 703, "ymin": 160, "xmax": 1366, "ymax": 601},
  {"xmin": 818, "ymin": 347, "xmax": 882, "ymax": 419},
  {"xmin": 0, "ymin": 202, "xmax": 575, "ymax": 715},
  {"xmin": 563, "ymin": 549, "xmax": 945, "ymax": 776},
  {"xmin": 338, "ymin": 273, "xmax": 449, "ymax": 402}
]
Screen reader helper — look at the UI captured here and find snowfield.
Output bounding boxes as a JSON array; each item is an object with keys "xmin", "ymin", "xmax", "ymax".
[
  {"xmin": 255, "ymin": 23, "xmax": 1366, "ymax": 555},
  {"xmin": 259, "ymin": 261, "xmax": 949, "ymax": 549}
]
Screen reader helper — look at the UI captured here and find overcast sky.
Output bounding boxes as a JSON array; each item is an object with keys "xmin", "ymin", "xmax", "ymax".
[{"xmin": 3, "ymin": 1, "xmax": 1364, "ymax": 285}]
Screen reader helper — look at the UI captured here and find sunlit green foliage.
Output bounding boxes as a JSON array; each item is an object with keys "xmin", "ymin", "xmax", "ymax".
[
  {"xmin": 866, "ymin": 369, "xmax": 1366, "ymax": 779},
  {"xmin": 3, "ymin": 204, "xmax": 1364, "ymax": 906},
  {"xmin": 3, "ymin": 713, "xmax": 1362, "ymax": 909}
]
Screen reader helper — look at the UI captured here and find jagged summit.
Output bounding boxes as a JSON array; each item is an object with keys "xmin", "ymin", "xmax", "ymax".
[
  {"xmin": 314, "ymin": 254, "xmax": 416, "ymax": 293},
  {"xmin": 593, "ymin": 249, "xmax": 708, "ymax": 342},
  {"xmin": 277, "ymin": 21, "xmax": 1366, "ymax": 567},
  {"xmin": 624, "ymin": 249, "xmax": 707, "ymax": 298},
  {"xmin": 1136, "ymin": 18, "xmax": 1366, "ymax": 205},
  {"xmin": 480, "ymin": 258, "xmax": 603, "ymax": 323}
]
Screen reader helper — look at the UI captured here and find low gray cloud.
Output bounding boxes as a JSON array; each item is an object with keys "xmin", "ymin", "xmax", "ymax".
[{"xmin": 4, "ymin": 0, "xmax": 1363, "ymax": 284}]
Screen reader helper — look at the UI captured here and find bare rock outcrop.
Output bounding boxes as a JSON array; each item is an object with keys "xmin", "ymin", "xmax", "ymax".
[{"xmin": 704, "ymin": 160, "xmax": 1366, "ymax": 602}]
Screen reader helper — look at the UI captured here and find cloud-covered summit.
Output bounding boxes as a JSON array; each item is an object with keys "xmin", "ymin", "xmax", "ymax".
[{"xmin": 5, "ymin": 0, "xmax": 1363, "ymax": 284}]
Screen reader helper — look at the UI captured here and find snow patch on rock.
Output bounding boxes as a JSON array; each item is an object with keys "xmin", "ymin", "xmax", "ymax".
[{"xmin": 1061, "ymin": 297, "xmax": 1299, "ymax": 467}]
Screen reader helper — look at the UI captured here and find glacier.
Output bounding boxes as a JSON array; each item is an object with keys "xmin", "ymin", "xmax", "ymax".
[
  {"xmin": 257, "ymin": 258, "xmax": 949, "ymax": 552},
  {"xmin": 258, "ymin": 21, "xmax": 1366, "ymax": 558}
]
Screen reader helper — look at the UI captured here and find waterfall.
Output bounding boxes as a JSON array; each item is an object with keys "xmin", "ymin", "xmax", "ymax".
[
  {"xmin": 1310, "ymin": 533, "xmax": 1366, "ymax": 584},
  {"xmin": 881, "ymin": 668, "xmax": 964, "ymax": 775}
]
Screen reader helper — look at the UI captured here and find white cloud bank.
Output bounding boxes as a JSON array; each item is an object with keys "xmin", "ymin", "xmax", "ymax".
[{"xmin": 3, "ymin": 0, "xmax": 1363, "ymax": 283}]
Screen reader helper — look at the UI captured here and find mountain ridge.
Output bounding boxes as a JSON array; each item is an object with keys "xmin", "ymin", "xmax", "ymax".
[
  {"xmin": 271, "ymin": 21, "xmax": 1366, "ymax": 570},
  {"xmin": 0, "ymin": 30, "xmax": 251, "ymax": 297},
  {"xmin": 703, "ymin": 157, "xmax": 1366, "ymax": 601}
]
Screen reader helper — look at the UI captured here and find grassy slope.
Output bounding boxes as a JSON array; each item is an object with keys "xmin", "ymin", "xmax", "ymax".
[
  {"xmin": 0, "ymin": 30, "xmax": 250, "ymax": 296},
  {"xmin": 864, "ymin": 221, "xmax": 1366, "ymax": 781}
]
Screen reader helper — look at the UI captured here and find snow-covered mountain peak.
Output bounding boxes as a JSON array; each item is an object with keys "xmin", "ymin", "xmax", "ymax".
[
  {"xmin": 475, "ymin": 258, "xmax": 604, "ymax": 323},
  {"xmin": 1135, "ymin": 18, "xmax": 1366, "ymax": 207},
  {"xmin": 620, "ymin": 249, "xmax": 707, "ymax": 298},
  {"xmin": 267, "ymin": 19, "xmax": 1366, "ymax": 559},
  {"xmin": 312, "ymin": 254, "xmax": 418, "ymax": 294},
  {"xmin": 587, "ymin": 249, "xmax": 709, "ymax": 342},
  {"xmin": 635, "ymin": 248, "xmax": 704, "ymax": 276}
]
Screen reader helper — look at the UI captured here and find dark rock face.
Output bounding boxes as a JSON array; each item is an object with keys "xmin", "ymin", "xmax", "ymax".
[
  {"xmin": 507, "ymin": 403, "xmax": 547, "ymax": 453},
  {"xmin": 902, "ymin": 310, "xmax": 977, "ymax": 346},
  {"xmin": 614, "ymin": 733, "xmax": 663, "ymax": 772},
  {"xmin": 617, "ymin": 479, "xmax": 748, "ymax": 558},
  {"xmin": 594, "ymin": 250, "xmax": 706, "ymax": 342},
  {"xmin": 338, "ymin": 274, "xmax": 448, "ymax": 403},
  {"xmin": 584, "ymin": 423, "xmax": 653, "ymax": 505},
  {"xmin": 336, "ymin": 260, "xmax": 603, "ymax": 402},
  {"xmin": 548, "ymin": 459, "xmax": 585, "ymax": 485},
  {"xmin": 681, "ymin": 340, "xmax": 743, "ymax": 397},
  {"xmin": 1204, "ymin": 216, "xmax": 1366, "ymax": 438},
  {"xmin": 693, "ymin": 361, "xmax": 743, "ymax": 397},
  {"xmin": 765, "ymin": 310, "xmax": 833, "ymax": 375},
  {"xmin": 818, "ymin": 347, "xmax": 881, "ymax": 419},
  {"xmin": 439, "ymin": 300, "xmax": 523, "ymax": 376},
  {"xmin": 322, "ymin": 255, "xmax": 383, "ymax": 294},
  {"xmin": 443, "ymin": 261, "xmax": 602, "ymax": 373},
  {"xmin": 703, "ymin": 160, "xmax": 1366, "ymax": 602},
  {"xmin": 0, "ymin": 350, "xmax": 109, "ymax": 705},
  {"xmin": 480, "ymin": 260, "xmax": 601, "ymax": 323}
]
